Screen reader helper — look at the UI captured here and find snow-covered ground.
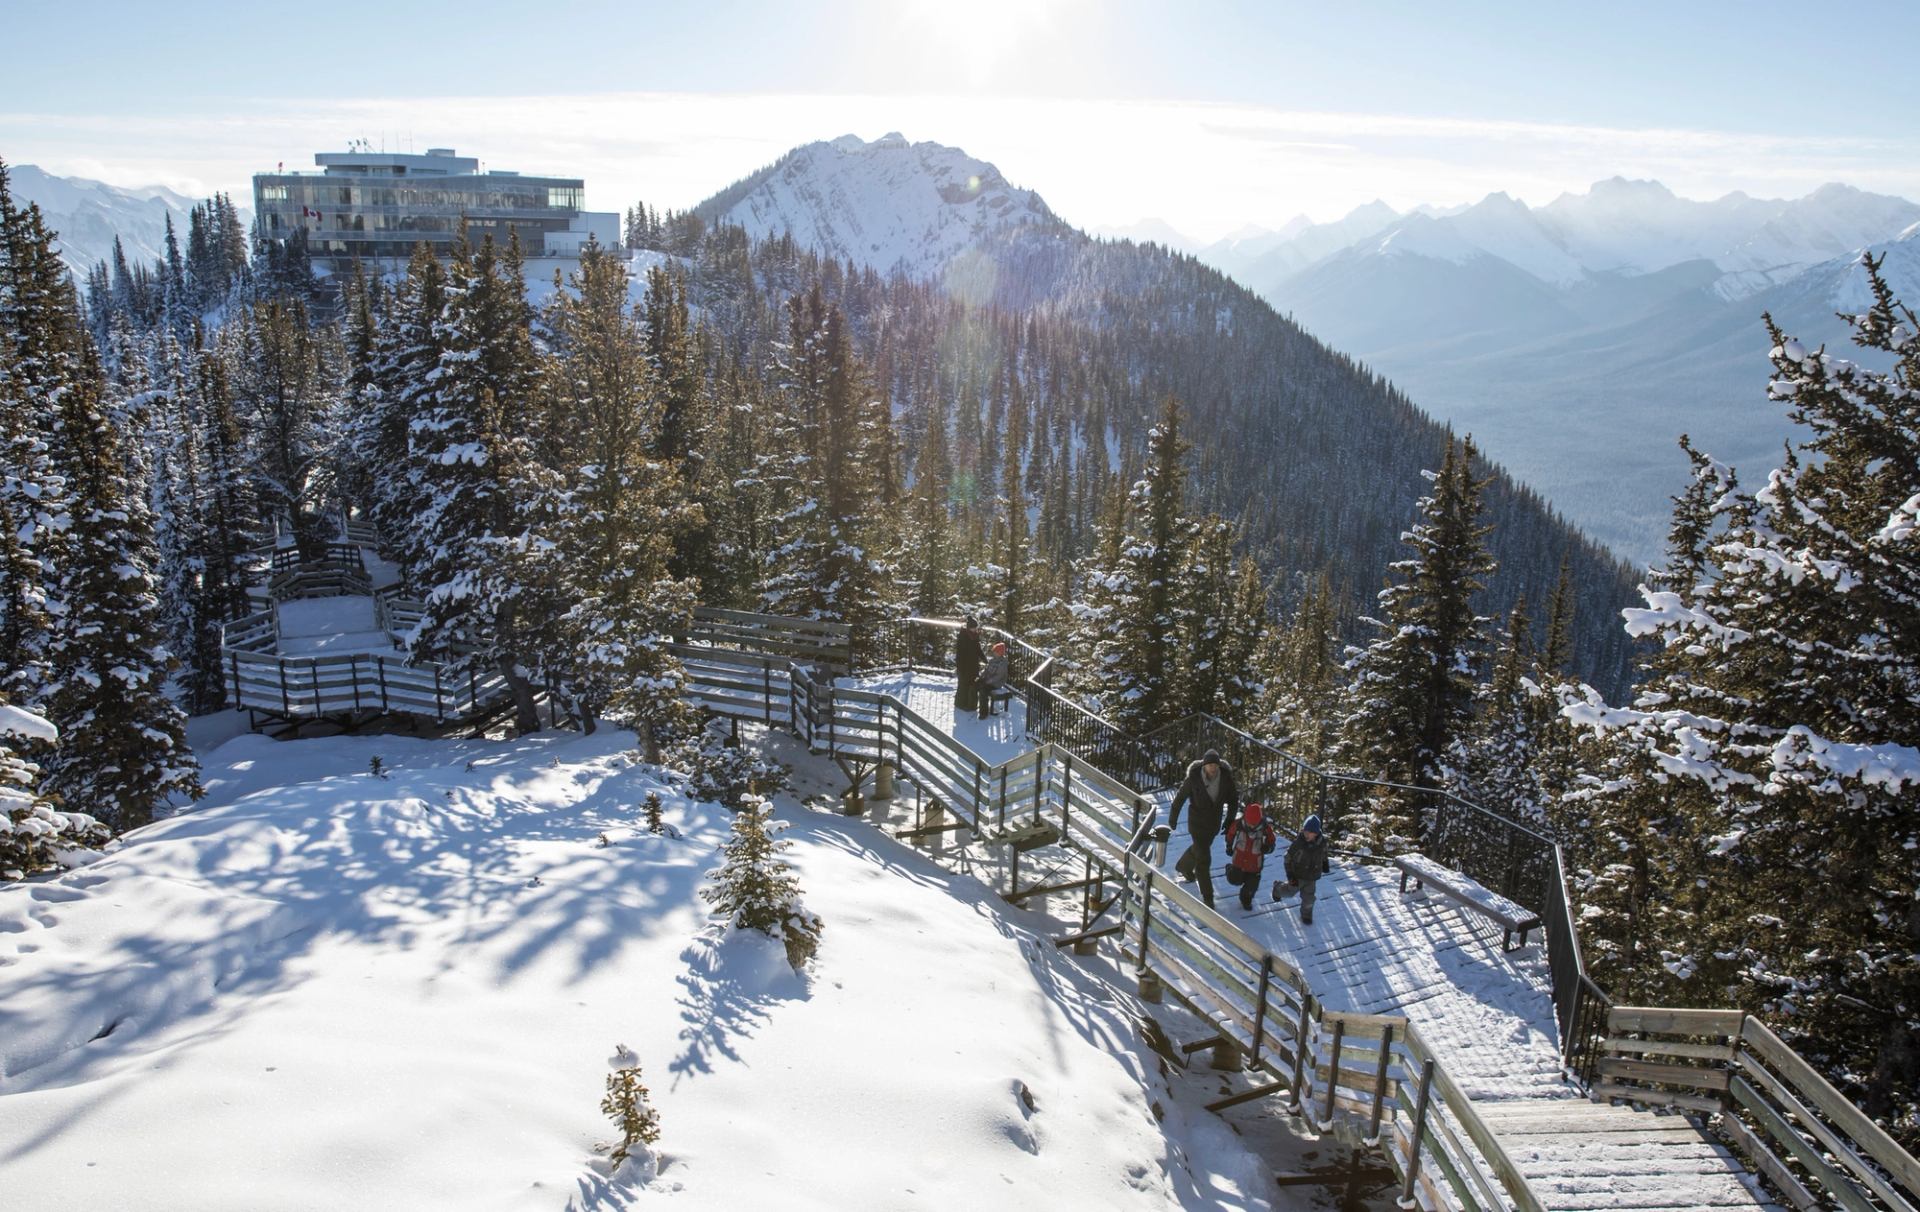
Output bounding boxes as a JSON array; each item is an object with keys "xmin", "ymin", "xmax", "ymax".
[
  {"xmin": 273, "ymin": 595, "xmax": 395, "ymax": 657},
  {"xmin": 837, "ymin": 670, "xmax": 1031, "ymax": 766},
  {"xmin": 0, "ymin": 727, "xmax": 1277, "ymax": 1211}
]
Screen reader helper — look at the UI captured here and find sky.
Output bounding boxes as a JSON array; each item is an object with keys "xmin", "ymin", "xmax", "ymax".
[{"xmin": 5, "ymin": 0, "xmax": 1919, "ymax": 242}]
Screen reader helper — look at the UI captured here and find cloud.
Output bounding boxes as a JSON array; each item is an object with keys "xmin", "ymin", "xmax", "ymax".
[{"xmin": 6, "ymin": 92, "xmax": 1918, "ymax": 244}]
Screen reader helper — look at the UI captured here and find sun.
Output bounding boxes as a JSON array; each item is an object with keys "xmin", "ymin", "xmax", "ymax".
[{"xmin": 891, "ymin": 0, "xmax": 1084, "ymax": 90}]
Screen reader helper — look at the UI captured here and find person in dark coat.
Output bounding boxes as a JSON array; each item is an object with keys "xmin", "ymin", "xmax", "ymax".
[
  {"xmin": 1167, "ymin": 749, "xmax": 1239, "ymax": 909},
  {"xmin": 1222, "ymin": 801, "xmax": 1278, "ymax": 911},
  {"xmin": 1275, "ymin": 813, "xmax": 1331, "ymax": 924},
  {"xmin": 955, "ymin": 616, "xmax": 984, "ymax": 712}
]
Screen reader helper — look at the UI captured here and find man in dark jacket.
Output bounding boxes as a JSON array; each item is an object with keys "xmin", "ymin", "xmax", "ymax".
[
  {"xmin": 1167, "ymin": 749, "xmax": 1238, "ymax": 909},
  {"xmin": 954, "ymin": 616, "xmax": 983, "ymax": 712},
  {"xmin": 1275, "ymin": 813, "xmax": 1330, "ymax": 925}
]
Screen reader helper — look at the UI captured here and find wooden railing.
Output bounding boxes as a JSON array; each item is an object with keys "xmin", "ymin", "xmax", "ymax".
[
  {"xmin": 1598, "ymin": 1007, "xmax": 1920, "ymax": 1212},
  {"xmin": 219, "ymin": 599, "xmax": 506, "ymax": 724},
  {"xmin": 783, "ymin": 669, "xmax": 1546, "ymax": 1212}
]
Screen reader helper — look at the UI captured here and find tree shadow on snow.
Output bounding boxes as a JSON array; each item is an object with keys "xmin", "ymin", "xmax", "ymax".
[{"xmin": 668, "ymin": 923, "xmax": 810, "ymax": 1087}]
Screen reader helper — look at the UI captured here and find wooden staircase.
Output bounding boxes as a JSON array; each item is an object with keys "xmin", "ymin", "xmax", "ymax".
[{"xmin": 1481, "ymin": 1097, "xmax": 1775, "ymax": 1210}]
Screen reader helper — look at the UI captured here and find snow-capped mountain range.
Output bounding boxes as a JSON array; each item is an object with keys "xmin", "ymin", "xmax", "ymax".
[
  {"xmin": 1205, "ymin": 178, "xmax": 1920, "ymax": 304},
  {"xmin": 694, "ymin": 132, "xmax": 1061, "ymax": 279},
  {"xmin": 1189, "ymin": 180, "xmax": 1920, "ymax": 562},
  {"xmin": 7, "ymin": 164, "xmax": 215, "ymax": 281}
]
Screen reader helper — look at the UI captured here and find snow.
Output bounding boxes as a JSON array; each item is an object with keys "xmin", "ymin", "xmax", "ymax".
[
  {"xmin": 708, "ymin": 134, "xmax": 1058, "ymax": 281},
  {"xmin": 0, "ymin": 727, "xmax": 1268, "ymax": 1210},
  {"xmin": 269, "ymin": 594, "xmax": 397, "ymax": 658},
  {"xmin": 0, "ymin": 705, "xmax": 59, "ymax": 745},
  {"xmin": 836, "ymin": 670, "xmax": 1032, "ymax": 767},
  {"xmin": 1203, "ymin": 858, "xmax": 1569, "ymax": 1103}
]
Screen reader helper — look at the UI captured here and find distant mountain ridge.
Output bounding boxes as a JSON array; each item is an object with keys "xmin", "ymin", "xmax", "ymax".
[
  {"xmin": 6, "ymin": 164, "xmax": 216, "ymax": 281},
  {"xmin": 1191, "ymin": 179, "xmax": 1920, "ymax": 563}
]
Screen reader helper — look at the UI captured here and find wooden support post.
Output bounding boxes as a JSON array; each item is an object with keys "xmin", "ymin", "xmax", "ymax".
[
  {"xmin": 1399, "ymin": 1059, "xmax": 1436, "ymax": 1209},
  {"xmin": 1135, "ymin": 870, "xmax": 1156, "ymax": 971},
  {"xmin": 762, "ymin": 662, "xmax": 772, "ymax": 725},
  {"xmin": 1322, "ymin": 1019, "xmax": 1345, "ymax": 1124},
  {"xmin": 1369, "ymin": 1024, "xmax": 1394, "ymax": 1144},
  {"xmin": 310, "ymin": 661, "xmax": 322, "ymax": 716},
  {"xmin": 377, "ymin": 656, "xmax": 390, "ymax": 714},
  {"xmin": 433, "ymin": 665, "xmax": 445, "ymax": 723},
  {"xmin": 1136, "ymin": 967, "xmax": 1163, "ymax": 1004},
  {"xmin": 351, "ymin": 659, "xmax": 361, "ymax": 714},
  {"xmin": 1250, "ymin": 956, "xmax": 1274, "ymax": 1067},
  {"xmin": 874, "ymin": 762, "xmax": 895, "ymax": 801},
  {"xmin": 280, "ymin": 658, "xmax": 292, "ymax": 716},
  {"xmin": 1007, "ymin": 836, "xmax": 1020, "ymax": 898},
  {"xmin": 1211, "ymin": 1035, "xmax": 1242, "ymax": 1072},
  {"xmin": 1289, "ymin": 1000, "xmax": 1313, "ymax": 1112}
]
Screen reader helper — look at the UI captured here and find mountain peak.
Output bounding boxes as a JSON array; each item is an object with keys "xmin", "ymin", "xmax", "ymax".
[{"xmin": 698, "ymin": 134, "xmax": 1060, "ymax": 279}]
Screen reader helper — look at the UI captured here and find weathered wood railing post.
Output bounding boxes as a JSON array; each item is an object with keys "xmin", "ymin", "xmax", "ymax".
[
  {"xmin": 1369, "ymin": 1024, "xmax": 1394, "ymax": 1144},
  {"xmin": 1289, "ymin": 999, "xmax": 1313, "ymax": 1112},
  {"xmin": 1323, "ymin": 1018, "xmax": 1346, "ymax": 1124},
  {"xmin": 1133, "ymin": 866, "xmax": 1162, "ymax": 1003},
  {"xmin": 1400, "ymin": 1058, "xmax": 1436, "ymax": 1209},
  {"xmin": 1249, "ymin": 956, "xmax": 1274, "ymax": 1067}
]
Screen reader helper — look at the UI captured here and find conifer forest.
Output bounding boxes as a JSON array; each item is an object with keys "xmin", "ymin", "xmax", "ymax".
[{"xmin": 3, "ymin": 144, "xmax": 1917, "ymax": 1161}]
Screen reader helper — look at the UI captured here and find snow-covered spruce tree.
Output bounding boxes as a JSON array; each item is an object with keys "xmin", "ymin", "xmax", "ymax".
[
  {"xmin": 1257, "ymin": 574, "xmax": 1342, "ymax": 763},
  {"xmin": 1177, "ymin": 516, "xmax": 1266, "ymax": 727},
  {"xmin": 233, "ymin": 297, "xmax": 341, "ymax": 548},
  {"xmin": 406, "ymin": 233, "xmax": 550, "ymax": 732},
  {"xmin": 1563, "ymin": 262, "xmax": 1920, "ymax": 1143},
  {"xmin": 701, "ymin": 794, "xmax": 821, "ymax": 969},
  {"xmin": 1082, "ymin": 396, "xmax": 1199, "ymax": 735},
  {"xmin": 898, "ymin": 390, "xmax": 964, "ymax": 623},
  {"xmin": 1550, "ymin": 449, "xmax": 1725, "ymax": 1003},
  {"xmin": 540, "ymin": 241, "xmax": 697, "ymax": 750},
  {"xmin": 1454, "ymin": 599, "xmax": 1549, "ymax": 825},
  {"xmin": 360, "ymin": 245, "xmax": 446, "ymax": 575},
  {"xmin": 0, "ymin": 162, "xmax": 69, "ymax": 708},
  {"xmin": 0, "ymin": 700, "xmax": 106, "ymax": 880},
  {"xmin": 1333, "ymin": 437, "xmax": 1494, "ymax": 853},
  {"xmin": 600, "ymin": 1044, "xmax": 661, "ymax": 1173},
  {"xmin": 757, "ymin": 285, "xmax": 892, "ymax": 656},
  {"xmin": 39, "ymin": 293, "xmax": 200, "ymax": 830}
]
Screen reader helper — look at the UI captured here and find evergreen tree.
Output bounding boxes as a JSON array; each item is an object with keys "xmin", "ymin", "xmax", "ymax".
[
  {"xmin": 701, "ymin": 795, "xmax": 822, "ymax": 969},
  {"xmin": 406, "ymin": 234, "xmax": 548, "ymax": 732},
  {"xmin": 0, "ymin": 162, "xmax": 69, "ymax": 706},
  {"xmin": 1259, "ymin": 574, "xmax": 1342, "ymax": 762},
  {"xmin": 0, "ymin": 701, "xmax": 105, "ymax": 880},
  {"xmin": 757, "ymin": 286, "xmax": 890, "ymax": 652},
  {"xmin": 1334, "ymin": 437, "xmax": 1495, "ymax": 851},
  {"xmin": 38, "ymin": 300, "xmax": 200, "ymax": 830},
  {"xmin": 1082, "ymin": 396, "xmax": 1197, "ymax": 734},
  {"xmin": 1563, "ymin": 264, "xmax": 1920, "ymax": 1139},
  {"xmin": 541, "ymin": 242, "xmax": 697, "ymax": 751}
]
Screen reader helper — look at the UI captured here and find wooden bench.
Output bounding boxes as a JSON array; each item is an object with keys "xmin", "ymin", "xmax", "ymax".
[{"xmin": 1392, "ymin": 853, "xmax": 1541, "ymax": 951}]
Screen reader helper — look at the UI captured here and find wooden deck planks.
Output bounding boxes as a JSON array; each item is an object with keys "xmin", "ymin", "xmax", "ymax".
[{"xmin": 1484, "ymin": 1096, "xmax": 1775, "ymax": 1210}]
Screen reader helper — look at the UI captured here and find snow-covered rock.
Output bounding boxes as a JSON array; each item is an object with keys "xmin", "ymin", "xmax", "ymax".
[{"xmin": 698, "ymin": 132, "xmax": 1062, "ymax": 279}]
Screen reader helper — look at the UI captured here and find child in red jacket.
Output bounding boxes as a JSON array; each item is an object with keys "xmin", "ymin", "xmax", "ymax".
[{"xmin": 1221, "ymin": 802, "xmax": 1277, "ymax": 911}]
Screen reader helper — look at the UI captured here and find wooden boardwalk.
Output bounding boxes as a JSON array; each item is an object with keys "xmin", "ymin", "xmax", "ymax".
[{"xmin": 1478, "ymin": 1097, "xmax": 1775, "ymax": 1210}]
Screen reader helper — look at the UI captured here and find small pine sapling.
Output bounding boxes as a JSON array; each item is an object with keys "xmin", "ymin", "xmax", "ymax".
[
  {"xmin": 601, "ymin": 1044, "xmax": 661, "ymax": 1171},
  {"xmin": 644, "ymin": 791, "xmax": 665, "ymax": 834},
  {"xmin": 701, "ymin": 795, "xmax": 822, "ymax": 969},
  {"xmin": 368, "ymin": 755, "xmax": 387, "ymax": 779}
]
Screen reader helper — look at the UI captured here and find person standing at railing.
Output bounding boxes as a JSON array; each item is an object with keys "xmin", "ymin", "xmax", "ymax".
[
  {"xmin": 1167, "ymin": 748, "xmax": 1238, "ymax": 910},
  {"xmin": 1274, "ymin": 814, "xmax": 1330, "ymax": 925},
  {"xmin": 955, "ymin": 616, "xmax": 984, "ymax": 713}
]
